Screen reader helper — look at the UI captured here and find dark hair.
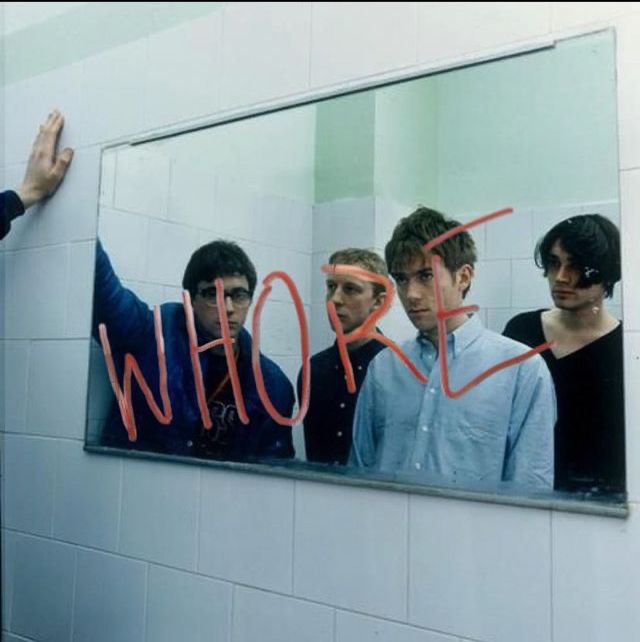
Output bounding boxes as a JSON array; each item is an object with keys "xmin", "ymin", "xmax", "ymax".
[
  {"xmin": 534, "ymin": 214, "xmax": 620, "ymax": 298},
  {"xmin": 328, "ymin": 247, "xmax": 388, "ymax": 296},
  {"xmin": 182, "ymin": 240, "xmax": 257, "ymax": 297},
  {"xmin": 385, "ymin": 206, "xmax": 476, "ymax": 293}
]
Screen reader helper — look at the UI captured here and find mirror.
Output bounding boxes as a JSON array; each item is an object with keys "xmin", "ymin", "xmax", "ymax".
[{"xmin": 86, "ymin": 30, "xmax": 625, "ymax": 508}]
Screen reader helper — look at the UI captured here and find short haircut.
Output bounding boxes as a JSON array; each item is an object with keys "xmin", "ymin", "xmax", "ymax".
[
  {"xmin": 385, "ymin": 206, "xmax": 476, "ymax": 294},
  {"xmin": 534, "ymin": 214, "xmax": 621, "ymax": 298},
  {"xmin": 182, "ymin": 240, "xmax": 257, "ymax": 297},
  {"xmin": 328, "ymin": 247, "xmax": 388, "ymax": 296}
]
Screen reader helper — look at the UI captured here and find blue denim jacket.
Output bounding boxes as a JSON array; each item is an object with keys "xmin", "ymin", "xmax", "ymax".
[{"xmin": 93, "ymin": 240, "xmax": 295, "ymax": 460}]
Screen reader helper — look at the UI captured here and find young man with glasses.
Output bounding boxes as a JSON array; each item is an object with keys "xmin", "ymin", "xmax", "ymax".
[
  {"xmin": 350, "ymin": 207, "xmax": 556, "ymax": 491},
  {"xmin": 94, "ymin": 238, "xmax": 295, "ymax": 461}
]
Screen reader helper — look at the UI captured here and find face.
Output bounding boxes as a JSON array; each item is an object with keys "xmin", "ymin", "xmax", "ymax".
[
  {"xmin": 325, "ymin": 272, "xmax": 384, "ymax": 335},
  {"xmin": 192, "ymin": 274, "xmax": 252, "ymax": 341},
  {"xmin": 546, "ymin": 241, "xmax": 605, "ymax": 311},
  {"xmin": 392, "ymin": 253, "xmax": 472, "ymax": 337}
]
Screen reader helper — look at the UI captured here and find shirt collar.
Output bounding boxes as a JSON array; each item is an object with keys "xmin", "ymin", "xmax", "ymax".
[{"xmin": 416, "ymin": 313, "xmax": 482, "ymax": 358}]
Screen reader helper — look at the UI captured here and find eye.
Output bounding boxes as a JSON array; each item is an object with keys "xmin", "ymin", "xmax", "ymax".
[
  {"xmin": 417, "ymin": 270, "xmax": 433, "ymax": 283},
  {"xmin": 326, "ymin": 281, "xmax": 337, "ymax": 294},
  {"xmin": 392, "ymin": 273, "xmax": 408, "ymax": 286}
]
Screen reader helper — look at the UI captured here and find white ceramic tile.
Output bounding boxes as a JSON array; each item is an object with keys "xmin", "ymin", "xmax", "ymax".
[
  {"xmin": 80, "ymin": 39, "xmax": 147, "ymax": 145},
  {"xmin": 220, "ymin": 2, "xmax": 311, "ymax": 110},
  {"xmin": 119, "ymin": 458, "xmax": 200, "ymax": 570},
  {"xmin": 511, "ymin": 258, "xmax": 551, "ymax": 309},
  {"xmin": 311, "ymin": 2, "xmax": 417, "ymax": 88},
  {"xmin": 66, "ymin": 240, "xmax": 96, "ymax": 338},
  {"xmin": 98, "ymin": 208, "xmax": 149, "ymax": 282},
  {"xmin": 312, "ymin": 197, "xmax": 376, "ymax": 253},
  {"xmin": 309, "ymin": 302, "xmax": 334, "ymax": 354},
  {"xmin": 552, "ymin": 508, "xmax": 640, "ymax": 642},
  {"xmin": 408, "ymin": 496, "xmax": 551, "ymax": 642},
  {"xmin": 3, "ymin": 340, "xmax": 29, "ymax": 433},
  {"xmin": 146, "ymin": 565, "xmax": 231, "ymax": 642},
  {"xmin": 336, "ymin": 610, "xmax": 460, "ymax": 642},
  {"xmin": 3, "ymin": 2, "xmax": 90, "ymax": 34},
  {"xmin": 552, "ymin": 2, "xmax": 638, "ymax": 30},
  {"xmin": 294, "ymin": 481, "xmax": 408, "ymax": 619},
  {"xmin": 485, "ymin": 209, "xmax": 534, "ymax": 260},
  {"xmin": 2, "ymin": 435, "xmax": 56, "ymax": 535},
  {"xmin": 144, "ymin": 12, "xmax": 222, "ymax": 130},
  {"xmin": 2, "ymin": 529, "xmax": 17, "ymax": 631},
  {"xmin": 198, "ymin": 469, "xmax": 294, "ymax": 593},
  {"xmin": 114, "ymin": 146, "xmax": 171, "ymax": 218},
  {"xmin": 256, "ymin": 300, "xmax": 304, "ymax": 357},
  {"xmin": 232, "ymin": 586, "xmax": 334, "ymax": 642},
  {"xmin": 26, "ymin": 339, "xmax": 89, "ymax": 439},
  {"xmin": 167, "ymin": 159, "xmax": 217, "ymax": 230},
  {"xmin": 10, "ymin": 534, "xmax": 75, "ymax": 642},
  {"xmin": 617, "ymin": 61, "xmax": 640, "ymax": 171},
  {"xmin": 4, "ymin": 245, "xmax": 67, "ymax": 339},
  {"xmin": 73, "ymin": 549, "xmax": 146, "ymax": 642},
  {"xmin": 417, "ymin": 3, "xmax": 550, "ymax": 64},
  {"xmin": 53, "ymin": 440, "xmax": 121, "ymax": 551},
  {"xmin": 469, "ymin": 259, "xmax": 511, "ymax": 308},
  {"xmin": 620, "ymin": 170, "xmax": 640, "ymax": 331},
  {"xmin": 623, "ymin": 332, "xmax": 640, "ymax": 502},
  {"xmin": 146, "ymin": 219, "xmax": 199, "ymax": 287},
  {"xmin": 252, "ymin": 196, "xmax": 314, "ymax": 255},
  {"xmin": 99, "ymin": 149, "xmax": 117, "ymax": 207},
  {"xmin": 3, "ymin": 62, "xmax": 84, "ymax": 166},
  {"xmin": 2, "ymin": 146, "xmax": 99, "ymax": 252},
  {"xmin": 487, "ymin": 307, "xmax": 522, "ymax": 334}
]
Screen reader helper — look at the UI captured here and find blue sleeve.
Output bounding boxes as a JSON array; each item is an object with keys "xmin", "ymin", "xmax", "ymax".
[
  {"xmin": 93, "ymin": 239, "xmax": 154, "ymax": 353},
  {"xmin": 502, "ymin": 354, "xmax": 556, "ymax": 490},
  {"xmin": 349, "ymin": 365, "xmax": 380, "ymax": 468},
  {"xmin": 257, "ymin": 362, "xmax": 296, "ymax": 459}
]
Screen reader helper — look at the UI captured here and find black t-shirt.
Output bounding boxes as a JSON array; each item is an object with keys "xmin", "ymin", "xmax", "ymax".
[
  {"xmin": 503, "ymin": 310, "xmax": 625, "ymax": 494},
  {"xmin": 298, "ymin": 339, "xmax": 386, "ymax": 465}
]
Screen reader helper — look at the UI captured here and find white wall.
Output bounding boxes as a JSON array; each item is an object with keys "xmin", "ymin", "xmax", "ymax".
[{"xmin": 3, "ymin": 3, "xmax": 640, "ymax": 642}]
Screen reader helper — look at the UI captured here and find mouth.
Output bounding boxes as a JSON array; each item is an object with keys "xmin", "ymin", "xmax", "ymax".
[
  {"xmin": 552, "ymin": 289, "xmax": 574, "ymax": 296},
  {"xmin": 408, "ymin": 309, "xmax": 430, "ymax": 317}
]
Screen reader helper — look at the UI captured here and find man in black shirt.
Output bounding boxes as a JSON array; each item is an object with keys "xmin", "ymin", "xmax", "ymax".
[
  {"xmin": 298, "ymin": 248, "xmax": 388, "ymax": 465},
  {"xmin": 1, "ymin": 110, "xmax": 73, "ymax": 240},
  {"xmin": 503, "ymin": 214, "xmax": 625, "ymax": 494}
]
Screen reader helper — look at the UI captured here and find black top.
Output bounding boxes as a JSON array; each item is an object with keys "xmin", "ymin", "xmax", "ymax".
[
  {"xmin": 298, "ymin": 338, "xmax": 386, "ymax": 465},
  {"xmin": 504, "ymin": 310, "xmax": 625, "ymax": 494},
  {"xmin": 0, "ymin": 190, "xmax": 25, "ymax": 240}
]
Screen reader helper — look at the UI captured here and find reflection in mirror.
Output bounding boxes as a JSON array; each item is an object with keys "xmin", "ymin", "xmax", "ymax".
[{"xmin": 86, "ymin": 30, "xmax": 625, "ymax": 504}]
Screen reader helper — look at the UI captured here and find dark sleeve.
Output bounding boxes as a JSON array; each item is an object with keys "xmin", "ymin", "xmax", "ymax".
[
  {"xmin": 0, "ymin": 191, "xmax": 26, "ymax": 240},
  {"xmin": 257, "ymin": 363, "xmax": 296, "ymax": 459},
  {"xmin": 93, "ymin": 239, "xmax": 155, "ymax": 353}
]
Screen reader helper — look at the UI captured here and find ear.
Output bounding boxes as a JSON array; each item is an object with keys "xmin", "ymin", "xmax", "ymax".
[{"xmin": 456, "ymin": 264, "xmax": 474, "ymax": 296}]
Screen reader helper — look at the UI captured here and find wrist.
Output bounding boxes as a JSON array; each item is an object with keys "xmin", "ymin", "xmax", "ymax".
[{"xmin": 17, "ymin": 184, "xmax": 44, "ymax": 211}]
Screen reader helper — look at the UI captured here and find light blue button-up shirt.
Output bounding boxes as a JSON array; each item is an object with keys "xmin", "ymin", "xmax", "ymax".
[{"xmin": 350, "ymin": 315, "xmax": 555, "ymax": 490}]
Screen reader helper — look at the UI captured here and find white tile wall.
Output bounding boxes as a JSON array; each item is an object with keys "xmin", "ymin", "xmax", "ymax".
[
  {"xmin": 52, "ymin": 440, "xmax": 121, "ymax": 551},
  {"xmin": 99, "ymin": 208, "xmax": 149, "ymax": 282},
  {"xmin": 146, "ymin": 565, "xmax": 232, "ymax": 642},
  {"xmin": 119, "ymin": 458, "xmax": 200, "ymax": 570},
  {"xmin": 621, "ymin": 170, "xmax": 640, "ymax": 331},
  {"xmin": 2, "ymin": 529, "xmax": 17, "ymax": 631},
  {"xmin": 408, "ymin": 496, "xmax": 552, "ymax": 642},
  {"xmin": 198, "ymin": 469, "xmax": 294, "ymax": 593},
  {"xmin": 417, "ymin": 3, "xmax": 551, "ymax": 63},
  {"xmin": 3, "ymin": 5, "xmax": 640, "ymax": 642},
  {"xmin": 73, "ymin": 549, "xmax": 147, "ymax": 642},
  {"xmin": 294, "ymin": 482, "xmax": 408, "ymax": 620},
  {"xmin": 336, "ymin": 610, "xmax": 461, "ymax": 642},
  {"xmin": 232, "ymin": 586, "xmax": 334, "ymax": 642},
  {"xmin": 311, "ymin": 2, "xmax": 418, "ymax": 88},
  {"xmin": 3, "ymin": 435, "xmax": 56, "ymax": 536},
  {"xmin": 10, "ymin": 534, "xmax": 76, "ymax": 642},
  {"xmin": 146, "ymin": 218, "xmax": 199, "ymax": 286},
  {"xmin": 552, "ymin": 508, "xmax": 640, "ymax": 642}
]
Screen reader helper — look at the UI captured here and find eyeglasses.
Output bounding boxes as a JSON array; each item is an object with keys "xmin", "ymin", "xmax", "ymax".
[{"xmin": 197, "ymin": 286, "xmax": 252, "ymax": 308}]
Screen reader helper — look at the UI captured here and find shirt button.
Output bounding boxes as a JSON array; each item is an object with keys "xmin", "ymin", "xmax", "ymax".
[
  {"xmin": 186, "ymin": 440, "xmax": 193, "ymax": 447},
  {"xmin": 421, "ymin": 425, "xmax": 429, "ymax": 432},
  {"xmin": 337, "ymin": 431, "xmax": 343, "ymax": 437},
  {"xmin": 339, "ymin": 402, "xmax": 346, "ymax": 409},
  {"xmin": 429, "ymin": 388, "xmax": 436, "ymax": 394},
  {"xmin": 415, "ymin": 462, "xmax": 422, "ymax": 470},
  {"xmin": 357, "ymin": 365, "xmax": 363, "ymax": 371}
]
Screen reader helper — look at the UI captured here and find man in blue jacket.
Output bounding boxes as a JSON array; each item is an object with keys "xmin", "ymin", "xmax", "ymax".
[{"xmin": 94, "ymin": 235, "xmax": 296, "ymax": 462}]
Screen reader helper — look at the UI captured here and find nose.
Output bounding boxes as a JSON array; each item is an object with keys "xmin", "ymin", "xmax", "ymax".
[
  {"xmin": 405, "ymin": 276, "xmax": 423, "ymax": 303},
  {"xmin": 555, "ymin": 264, "xmax": 572, "ymax": 284},
  {"xmin": 224, "ymin": 294, "xmax": 235, "ymax": 313},
  {"xmin": 329, "ymin": 287, "xmax": 344, "ymax": 306}
]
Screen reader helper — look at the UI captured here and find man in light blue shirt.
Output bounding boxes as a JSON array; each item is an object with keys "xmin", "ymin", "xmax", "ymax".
[{"xmin": 350, "ymin": 207, "xmax": 555, "ymax": 491}]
